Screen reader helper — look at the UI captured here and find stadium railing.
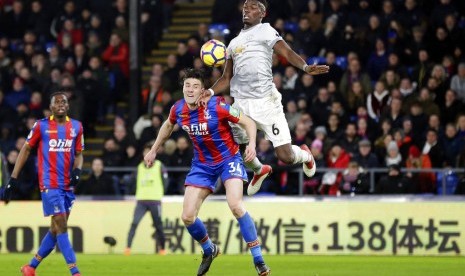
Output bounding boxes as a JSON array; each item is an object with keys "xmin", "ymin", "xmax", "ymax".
[{"xmin": 103, "ymin": 166, "xmax": 465, "ymax": 196}]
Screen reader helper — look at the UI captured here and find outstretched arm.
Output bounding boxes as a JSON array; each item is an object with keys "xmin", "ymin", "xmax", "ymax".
[
  {"xmin": 273, "ymin": 40, "xmax": 329, "ymax": 75},
  {"xmin": 197, "ymin": 59, "xmax": 234, "ymax": 105},
  {"xmin": 145, "ymin": 119, "xmax": 175, "ymax": 167},
  {"xmin": 236, "ymin": 114, "xmax": 257, "ymax": 162}
]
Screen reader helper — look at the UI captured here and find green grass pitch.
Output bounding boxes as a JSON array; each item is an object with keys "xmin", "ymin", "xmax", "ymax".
[{"xmin": 1, "ymin": 254, "xmax": 464, "ymax": 275}]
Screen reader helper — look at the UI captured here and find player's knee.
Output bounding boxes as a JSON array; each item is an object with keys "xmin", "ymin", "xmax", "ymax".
[
  {"xmin": 277, "ymin": 152, "xmax": 294, "ymax": 164},
  {"xmin": 181, "ymin": 213, "xmax": 196, "ymax": 226},
  {"xmin": 229, "ymin": 203, "xmax": 245, "ymax": 218}
]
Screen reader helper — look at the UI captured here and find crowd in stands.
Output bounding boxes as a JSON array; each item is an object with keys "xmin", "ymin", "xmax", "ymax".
[
  {"xmin": 2, "ymin": 0, "xmax": 465, "ymax": 197},
  {"xmin": 134, "ymin": 0, "xmax": 465, "ymax": 196}
]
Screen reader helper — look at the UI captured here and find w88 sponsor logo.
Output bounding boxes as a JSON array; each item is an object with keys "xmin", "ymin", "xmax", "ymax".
[{"xmin": 48, "ymin": 139, "xmax": 73, "ymax": 152}]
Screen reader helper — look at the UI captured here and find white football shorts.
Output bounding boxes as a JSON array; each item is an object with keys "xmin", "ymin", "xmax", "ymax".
[{"xmin": 231, "ymin": 88, "xmax": 291, "ymax": 147}]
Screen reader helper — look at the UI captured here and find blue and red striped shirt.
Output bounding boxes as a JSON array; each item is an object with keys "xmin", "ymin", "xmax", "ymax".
[
  {"xmin": 26, "ymin": 116, "xmax": 84, "ymax": 190},
  {"xmin": 169, "ymin": 96, "xmax": 240, "ymax": 165}
]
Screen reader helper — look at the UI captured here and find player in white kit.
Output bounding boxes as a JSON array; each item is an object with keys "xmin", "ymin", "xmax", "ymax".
[{"xmin": 198, "ymin": 0, "xmax": 330, "ymax": 198}]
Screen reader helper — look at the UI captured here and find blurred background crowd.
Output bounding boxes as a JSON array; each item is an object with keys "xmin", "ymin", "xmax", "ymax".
[{"xmin": 1, "ymin": 0, "xmax": 465, "ymax": 199}]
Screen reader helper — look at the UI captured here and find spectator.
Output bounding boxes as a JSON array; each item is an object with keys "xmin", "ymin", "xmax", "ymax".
[
  {"xmin": 122, "ymin": 144, "xmax": 140, "ymax": 168},
  {"xmin": 190, "ymin": 23, "xmax": 211, "ymax": 45},
  {"xmin": 345, "ymin": 81, "xmax": 367, "ymax": 114},
  {"xmin": 112, "ymin": 15, "xmax": 129, "ymax": 43},
  {"xmin": 339, "ymin": 58, "xmax": 372, "ymax": 97},
  {"xmin": 102, "ymin": 33, "xmax": 129, "ymax": 100},
  {"xmin": 418, "ymin": 88, "xmax": 440, "ymax": 117},
  {"xmin": 139, "ymin": 114, "xmax": 164, "ymax": 150},
  {"xmin": 294, "ymin": 17, "xmax": 323, "ymax": 57},
  {"xmin": 422, "ymin": 129, "xmax": 444, "ymax": 168},
  {"xmin": 51, "ymin": 0, "xmax": 80, "ymax": 37},
  {"xmin": 76, "ymin": 69, "xmax": 100, "ymax": 137},
  {"xmin": 411, "ymin": 49, "xmax": 433, "ymax": 88},
  {"xmin": 5, "ymin": 77, "xmax": 30, "ymax": 110},
  {"xmin": 285, "ymin": 100, "xmax": 302, "ymax": 131},
  {"xmin": 293, "ymin": 122, "xmax": 312, "ymax": 147},
  {"xmin": 385, "ymin": 140, "xmax": 402, "ymax": 167},
  {"xmin": 405, "ymin": 145, "xmax": 435, "ymax": 193},
  {"xmin": 311, "ymin": 87, "xmax": 332, "ymax": 126},
  {"xmin": 442, "ymin": 123, "xmax": 462, "ymax": 167},
  {"xmin": 340, "ymin": 161, "xmax": 370, "ymax": 195},
  {"xmin": 76, "ymin": 158, "xmax": 116, "ymax": 195},
  {"xmin": 73, "ymin": 43, "xmax": 89, "ymax": 76},
  {"xmin": 140, "ymin": 76, "xmax": 164, "ymax": 117},
  {"xmin": 367, "ymin": 81, "xmax": 390, "ymax": 122},
  {"xmin": 1, "ymin": 0, "xmax": 28, "ymax": 41},
  {"xmin": 175, "ymin": 40, "xmax": 193, "ymax": 69},
  {"xmin": 450, "ymin": 63, "xmax": 465, "ymax": 103},
  {"xmin": 382, "ymin": 97, "xmax": 404, "ymax": 130},
  {"xmin": 353, "ymin": 139, "xmax": 379, "ymax": 169},
  {"xmin": 255, "ymin": 138, "xmax": 277, "ymax": 193},
  {"xmin": 28, "ymin": 0, "xmax": 52, "ymax": 43},
  {"xmin": 366, "ymin": 38, "xmax": 389, "ymax": 81},
  {"xmin": 325, "ymin": 142, "xmax": 351, "ymax": 195},
  {"xmin": 59, "ymin": 73, "xmax": 82, "ymax": 121},
  {"xmin": 376, "ymin": 164, "xmax": 413, "ymax": 194},
  {"xmin": 57, "ymin": 19, "xmax": 83, "ymax": 47},
  {"xmin": 326, "ymin": 113, "xmax": 343, "ymax": 141},
  {"xmin": 339, "ymin": 122, "xmax": 360, "ymax": 156},
  {"xmin": 102, "ymin": 137, "xmax": 123, "ymax": 167},
  {"xmin": 86, "ymin": 31, "xmax": 104, "ymax": 57},
  {"xmin": 168, "ymin": 136, "xmax": 193, "ymax": 194}
]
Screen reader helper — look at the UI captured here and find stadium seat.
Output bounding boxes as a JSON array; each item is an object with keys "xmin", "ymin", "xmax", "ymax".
[
  {"xmin": 284, "ymin": 21, "xmax": 298, "ymax": 33},
  {"xmin": 436, "ymin": 172, "xmax": 459, "ymax": 195},
  {"xmin": 209, "ymin": 23, "xmax": 230, "ymax": 36},
  {"xmin": 335, "ymin": 56, "xmax": 348, "ymax": 70},
  {"xmin": 45, "ymin": 42, "xmax": 56, "ymax": 53},
  {"xmin": 306, "ymin": 56, "xmax": 326, "ymax": 65}
]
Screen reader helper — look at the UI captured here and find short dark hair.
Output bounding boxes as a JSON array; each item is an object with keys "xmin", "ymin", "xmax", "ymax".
[
  {"xmin": 256, "ymin": 0, "xmax": 268, "ymax": 10},
  {"xmin": 49, "ymin": 91, "xmax": 68, "ymax": 101},
  {"xmin": 182, "ymin": 68, "xmax": 206, "ymax": 87}
]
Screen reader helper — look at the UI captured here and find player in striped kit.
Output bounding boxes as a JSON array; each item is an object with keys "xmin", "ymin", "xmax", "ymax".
[
  {"xmin": 4, "ymin": 92, "xmax": 84, "ymax": 276},
  {"xmin": 199, "ymin": 0, "xmax": 330, "ymax": 196},
  {"xmin": 145, "ymin": 69, "xmax": 271, "ymax": 276}
]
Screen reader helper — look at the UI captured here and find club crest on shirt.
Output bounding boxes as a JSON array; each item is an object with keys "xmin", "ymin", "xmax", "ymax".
[
  {"xmin": 204, "ymin": 109, "xmax": 212, "ymax": 120},
  {"xmin": 234, "ymin": 45, "xmax": 246, "ymax": 55},
  {"xmin": 70, "ymin": 128, "xmax": 77, "ymax": 138}
]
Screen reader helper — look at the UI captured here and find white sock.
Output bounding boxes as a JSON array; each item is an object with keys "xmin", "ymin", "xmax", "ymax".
[
  {"xmin": 291, "ymin": 145, "xmax": 311, "ymax": 164},
  {"xmin": 244, "ymin": 157, "xmax": 263, "ymax": 174}
]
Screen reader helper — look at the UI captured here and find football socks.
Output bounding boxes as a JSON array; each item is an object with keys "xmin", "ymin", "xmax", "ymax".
[
  {"xmin": 57, "ymin": 233, "xmax": 79, "ymax": 275},
  {"xmin": 237, "ymin": 212, "xmax": 264, "ymax": 264},
  {"xmin": 30, "ymin": 231, "xmax": 57, "ymax": 268},
  {"xmin": 186, "ymin": 218, "xmax": 213, "ymax": 256}
]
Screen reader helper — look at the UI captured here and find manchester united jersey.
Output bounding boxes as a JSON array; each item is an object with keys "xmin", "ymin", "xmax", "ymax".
[
  {"xmin": 169, "ymin": 96, "xmax": 241, "ymax": 165},
  {"xmin": 26, "ymin": 116, "xmax": 84, "ymax": 190}
]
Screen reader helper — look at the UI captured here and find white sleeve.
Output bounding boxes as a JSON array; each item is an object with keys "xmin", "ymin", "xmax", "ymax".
[{"xmin": 261, "ymin": 23, "xmax": 283, "ymax": 48}]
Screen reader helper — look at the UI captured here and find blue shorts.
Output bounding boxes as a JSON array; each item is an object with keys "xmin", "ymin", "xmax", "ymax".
[
  {"xmin": 41, "ymin": 189, "xmax": 76, "ymax": 217},
  {"xmin": 185, "ymin": 153, "xmax": 248, "ymax": 192}
]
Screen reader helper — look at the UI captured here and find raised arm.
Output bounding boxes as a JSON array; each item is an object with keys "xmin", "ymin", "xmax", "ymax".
[
  {"xmin": 196, "ymin": 59, "xmax": 234, "ymax": 106},
  {"xmin": 210, "ymin": 58, "xmax": 233, "ymax": 94},
  {"xmin": 145, "ymin": 119, "xmax": 175, "ymax": 167},
  {"xmin": 273, "ymin": 40, "xmax": 329, "ymax": 75},
  {"xmin": 236, "ymin": 114, "xmax": 257, "ymax": 162}
]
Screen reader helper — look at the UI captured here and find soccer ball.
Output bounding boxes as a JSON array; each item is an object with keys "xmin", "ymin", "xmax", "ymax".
[{"xmin": 200, "ymin": 39, "xmax": 227, "ymax": 67}]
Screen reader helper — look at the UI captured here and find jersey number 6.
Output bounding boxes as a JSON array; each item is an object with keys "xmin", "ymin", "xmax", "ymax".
[{"xmin": 272, "ymin": 124, "xmax": 280, "ymax": 135}]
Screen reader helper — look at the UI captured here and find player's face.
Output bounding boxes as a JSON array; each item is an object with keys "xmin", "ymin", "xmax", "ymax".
[
  {"xmin": 50, "ymin": 94, "xmax": 69, "ymax": 117},
  {"xmin": 183, "ymin": 78, "xmax": 204, "ymax": 106},
  {"xmin": 243, "ymin": 0, "xmax": 265, "ymax": 27}
]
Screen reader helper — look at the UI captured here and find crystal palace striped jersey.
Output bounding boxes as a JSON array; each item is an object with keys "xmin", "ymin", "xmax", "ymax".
[
  {"xmin": 26, "ymin": 116, "xmax": 84, "ymax": 190},
  {"xmin": 169, "ymin": 96, "xmax": 241, "ymax": 165}
]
